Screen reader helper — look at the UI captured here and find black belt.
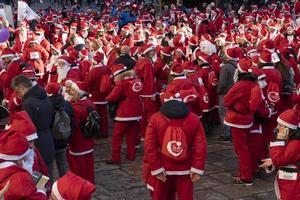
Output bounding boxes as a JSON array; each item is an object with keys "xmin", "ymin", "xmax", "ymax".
[{"xmin": 280, "ymin": 167, "xmax": 300, "ymax": 173}]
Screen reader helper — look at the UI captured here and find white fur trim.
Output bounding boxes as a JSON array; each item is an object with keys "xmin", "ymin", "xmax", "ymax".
[
  {"xmin": 68, "ymin": 149, "xmax": 93, "ymax": 156},
  {"xmin": 262, "ymin": 66, "xmax": 274, "ymax": 69},
  {"xmin": 0, "ymin": 69, "xmax": 6, "ymax": 76},
  {"xmin": 0, "ymin": 148, "xmax": 30, "ymax": 161},
  {"xmin": 151, "ymin": 167, "xmax": 165, "ymax": 176},
  {"xmin": 143, "ymin": 46, "xmax": 154, "ymax": 55},
  {"xmin": 140, "ymin": 94, "xmax": 156, "ymax": 98},
  {"xmin": 270, "ymin": 141, "xmax": 285, "ymax": 147},
  {"xmin": 114, "ymin": 116, "xmax": 142, "ymax": 121},
  {"xmin": 0, "ymin": 161, "xmax": 16, "ymax": 169},
  {"xmin": 52, "ymin": 181, "xmax": 65, "ymax": 200},
  {"xmin": 224, "ymin": 120, "xmax": 253, "ymax": 129},
  {"xmin": 277, "ymin": 117, "xmax": 297, "ymax": 130},
  {"xmin": 190, "ymin": 167, "xmax": 204, "ymax": 175},
  {"xmin": 26, "ymin": 133, "xmax": 38, "ymax": 141},
  {"xmin": 1, "ymin": 54, "xmax": 15, "ymax": 59},
  {"xmin": 146, "ymin": 184, "xmax": 154, "ymax": 191},
  {"xmin": 71, "ymin": 83, "xmax": 87, "ymax": 96},
  {"xmin": 165, "ymin": 170, "xmax": 190, "ymax": 175},
  {"xmin": 113, "ymin": 67, "xmax": 127, "ymax": 76},
  {"xmin": 161, "ymin": 51, "xmax": 171, "ymax": 57},
  {"xmin": 93, "ymin": 101, "xmax": 108, "ymax": 105}
]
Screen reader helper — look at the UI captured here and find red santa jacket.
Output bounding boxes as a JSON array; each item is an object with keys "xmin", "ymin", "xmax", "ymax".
[
  {"xmin": 153, "ymin": 58, "xmax": 170, "ymax": 93},
  {"xmin": 134, "ymin": 57, "xmax": 156, "ymax": 97},
  {"xmin": 22, "ymin": 43, "xmax": 49, "ymax": 74},
  {"xmin": 80, "ymin": 58, "xmax": 92, "ymax": 79},
  {"xmin": 86, "ymin": 64, "xmax": 110, "ymax": 105},
  {"xmin": 106, "ymin": 71, "xmax": 142, "ymax": 121},
  {"xmin": 269, "ymin": 139, "xmax": 300, "ymax": 200},
  {"xmin": 13, "ymin": 37, "xmax": 29, "ymax": 53},
  {"xmin": 69, "ymin": 98, "xmax": 95, "ymax": 155},
  {"xmin": 40, "ymin": 38, "xmax": 51, "ymax": 53},
  {"xmin": 33, "ymin": 148, "xmax": 48, "ymax": 177},
  {"xmin": 0, "ymin": 161, "xmax": 47, "ymax": 199},
  {"xmin": 3, "ymin": 58, "xmax": 23, "ymax": 102},
  {"xmin": 143, "ymin": 103, "xmax": 207, "ymax": 177},
  {"xmin": 224, "ymin": 79, "xmax": 257, "ymax": 128}
]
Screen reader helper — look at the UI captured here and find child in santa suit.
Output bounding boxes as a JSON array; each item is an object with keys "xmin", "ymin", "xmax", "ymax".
[
  {"xmin": 260, "ymin": 109, "xmax": 300, "ymax": 200},
  {"xmin": 143, "ymin": 100, "xmax": 207, "ymax": 200},
  {"xmin": 67, "ymin": 81, "xmax": 95, "ymax": 183},
  {"xmin": 224, "ymin": 58, "xmax": 257, "ymax": 185},
  {"xmin": 50, "ymin": 171, "xmax": 96, "ymax": 200},
  {"xmin": 106, "ymin": 64, "xmax": 142, "ymax": 164}
]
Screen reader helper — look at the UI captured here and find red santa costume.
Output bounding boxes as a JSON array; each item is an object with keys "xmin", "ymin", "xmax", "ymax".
[
  {"xmin": 264, "ymin": 109, "xmax": 300, "ymax": 200},
  {"xmin": 143, "ymin": 100, "xmax": 207, "ymax": 200},
  {"xmin": 134, "ymin": 44, "xmax": 158, "ymax": 137},
  {"xmin": 0, "ymin": 129, "xmax": 47, "ymax": 199},
  {"xmin": 51, "ymin": 171, "xmax": 96, "ymax": 200},
  {"xmin": 35, "ymin": 27, "xmax": 51, "ymax": 53},
  {"xmin": 67, "ymin": 81, "xmax": 95, "ymax": 183},
  {"xmin": 86, "ymin": 52, "xmax": 110, "ymax": 138},
  {"xmin": 55, "ymin": 56, "xmax": 83, "ymax": 85},
  {"xmin": 79, "ymin": 49, "xmax": 92, "ymax": 79},
  {"xmin": 1, "ymin": 48, "xmax": 23, "ymax": 103},
  {"xmin": 106, "ymin": 64, "xmax": 143, "ymax": 163},
  {"xmin": 12, "ymin": 26, "xmax": 29, "ymax": 54},
  {"xmin": 224, "ymin": 58, "xmax": 257, "ymax": 184}
]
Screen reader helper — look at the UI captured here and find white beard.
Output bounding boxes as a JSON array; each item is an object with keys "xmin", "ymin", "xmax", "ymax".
[
  {"xmin": 82, "ymin": 31, "xmax": 88, "ymax": 38},
  {"xmin": 46, "ymin": 55, "xmax": 59, "ymax": 71},
  {"xmin": 19, "ymin": 34, "xmax": 27, "ymax": 43},
  {"xmin": 270, "ymin": 32, "xmax": 277, "ymax": 40},
  {"xmin": 151, "ymin": 54, "xmax": 158, "ymax": 63},
  {"xmin": 22, "ymin": 148, "xmax": 34, "ymax": 174},
  {"xmin": 62, "ymin": 33, "xmax": 68, "ymax": 44},
  {"xmin": 57, "ymin": 65, "xmax": 70, "ymax": 83}
]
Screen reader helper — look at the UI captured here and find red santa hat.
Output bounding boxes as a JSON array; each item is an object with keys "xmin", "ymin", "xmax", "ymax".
[
  {"xmin": 93, "ymin": 51, "xmax": 104, "ymax": 64},
  {"xmin": 295, "ymin": 0, "xmax": 300, "ymax": 17},
  {"xmin": 140, "ymin": 44, "xmax": 154, "ymax": 55},
  {"xmin": 79, "ymin": 21, "xmax": 89, "ymax": 30},
  {"xmin": 52, "ymin": 171, "xmax": 96, "ymax": 200},
  {"xmin": 51, "ymin": 42, "xmax": 63, "ymax": 52},
  {"xmin": 21, "ymin": 65, "xmax": 36, "ymax": 80},
  {"xmin": 45, "ymin": 82, "xmax": 61, "ymax": 96},
  {"xmin": 264, "ymin": 40, "xmax": 275, "ymax": 53},
  {"xmin": 79, "ymin": 49, "xmax": 89, "ymax": 58},
  {"xmin": 259, "ymin": 50, "xmax": 272, "ymax": 63},
  {"xmin": 161, "ymin": 46, "xmax": 174, "ymax": 57},
  {"xmin": 182, "ymin": 61, "xmax": 196, "ymax": 73},
  {"xmin": 35, "ymin": 27, "xmax": 45, "ymax": 35},
  {"xmin": 71, "ymin": 81, "xmax": 89, "ymax": 96},
  {"xmin": 1, "ymin": 48, "xmax": 16, "ymax": 59},
  {"xmin": 0, "ymin": 129, "xmax": 30, "ymax": 160},
  {"xmin": 237, "ymin": 57, "xmax": 253, "ymax": 73},
  {"xmin": 224, "ymin": 47, "xmax": 238, "ymax": 61},
  {"xmin": 175, "ymin": 47, "xmax": 186, "ymax": 56},
  {"xmin": 252, "ymin": 55, "xmax": 259, "ymax": 67},
  {"xmin": 251, "ymin": 67, "xmax": 266, "ymax": 80},
  {"xmin": 70, "ymin": 22, "xmax": 78, "ymax": 29},
  {"xmin": 58, "ymin": 55, "xmax": 72, "ymax": 66},
  {"xmin": 62, "ymin": 26, "xmax": 69, "ymax": 33},
  {"xmin": 188, "ymin": 35, "xmax": 199, "ymax": 46},
  {"xmin": 277, "ymin": 109, "xmax": 299, "ymax": 130},
  {"xmin": 111, "ymin": 64, "xmax": 127, "ymax": 77},
  {"xmin": 170, "ymin": 63, "xmax": 184, "ymax": 76},
  {"xmin": 196, "ymin": 51, "xmax": 209, "ymax": 63},
  {"xmin": 9, "ymin": 111, "xmax": 38, "ymax": 141}
]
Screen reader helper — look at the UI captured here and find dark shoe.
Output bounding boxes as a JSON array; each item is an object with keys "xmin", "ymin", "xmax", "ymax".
[
  {"xmin": 253, "ymin": 170, "xmax": 266, "ymax": 179},
  {"xmin": 105, "ymin": 160, "xmax": 120, "ymax": 165},
  {"xmin": 232, "ymin": 179, "xmax": 253, "ymax": 186}
]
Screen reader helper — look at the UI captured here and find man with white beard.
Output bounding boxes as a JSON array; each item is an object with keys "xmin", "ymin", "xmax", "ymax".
[
  {"xmin": 61, "ymin": 26, "xmax": 70, "ymax": 46},
  {"xmin": 13, "ymin": 26, "xmax": 28, "ymax": 55},
  {"xmin": 56, "ymin": 55, "xmax": 82, "ymax": 84},
  {"xmin": 45, "ymin": 42, "xmax": 62, "ymax": 84},
  {"xmin": 35, "ymin": 27, "xmax": 51, "ymax": 53}
]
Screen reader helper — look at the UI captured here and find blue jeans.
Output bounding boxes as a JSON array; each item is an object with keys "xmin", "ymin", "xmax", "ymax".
[{"xmin": 218, "ymin": 95, "xmax": 231, "ymax": 138}]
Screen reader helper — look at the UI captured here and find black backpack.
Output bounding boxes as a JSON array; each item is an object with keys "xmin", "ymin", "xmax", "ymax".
[
  {"xmin": 52, "ymin": 107, "xmax": 72, "ymax": 140},
  {"xmin": 80, "ymin": 106, "xmax": 101, "ymax": 138}
]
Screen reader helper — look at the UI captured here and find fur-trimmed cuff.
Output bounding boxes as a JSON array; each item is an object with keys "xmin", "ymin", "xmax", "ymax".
[
  {"xmin": 270, "ymin": 141, "xmax": 285, "ymax": 147},
  {"xmin": 190, "ymin": 167, "xmax": 204, "ymax": 175},
  {"xmin": 37, "ymin": 189, "xmax": 46, "ymax": 195},
  {"xmin": 151, "ymin": 167, "xmax": 165, "ymax": 176}
]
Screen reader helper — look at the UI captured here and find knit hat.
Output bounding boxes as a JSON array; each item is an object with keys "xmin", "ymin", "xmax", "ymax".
[
  {"xmin": 0, "ymin": 129, "xmax": 30, "ymax": 160},
  {"xmin": 277, "ymin": 109, "xmax": 299, "ymax": 130}
]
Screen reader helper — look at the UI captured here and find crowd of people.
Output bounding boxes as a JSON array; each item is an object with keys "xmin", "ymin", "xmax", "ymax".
[{"xmin": 0, "ymin": 0, "xmax": 300, "ymax": 199}]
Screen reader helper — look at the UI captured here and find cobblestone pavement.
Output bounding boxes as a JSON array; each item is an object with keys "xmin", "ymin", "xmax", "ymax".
[
  {"xmin": 28, "ymin": 2, "xmax": 277, "ymax": 199},
  {"xmin": 89, "ymin": 124, "xmax": 276, "ymax": 200}
]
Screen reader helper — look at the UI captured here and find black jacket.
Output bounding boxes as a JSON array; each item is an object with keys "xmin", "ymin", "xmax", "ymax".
[
  {"xmin": 49, "ymin": 94, "xmax": 75, "ymax": 150},
  {"xmin": 114, "ymin": 53, "xmax": 136, "ymax": 70},
  {"xmin": 22, "ymin": 85, "xmax": 54, "ymax": 164}
]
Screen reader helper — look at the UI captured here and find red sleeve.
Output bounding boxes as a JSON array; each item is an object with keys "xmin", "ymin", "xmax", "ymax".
[
  {"xmin": 224, "ymin": 84, "xmax": 242, "ymax": 108},
  {"xmin": 40, "ymin": 46, "xmax": 49, "ymax": 62},
  {"xmin": 190, "ymin": 119, "xmax": 207, "ymax": 174},
  {"xmin": 144, "ymin": 114, "xmax": 164, "ymax": 175},
  {"xmin": 269, "ymin": 140, "xmax": 300, "ymax": 167},
  {"xmin": 106, "ymin": 82, "xmax": 123, "ymax": 102},
  {"xmin": 22, "ymin": 48, "xmax": 29, "ymax": 61}
]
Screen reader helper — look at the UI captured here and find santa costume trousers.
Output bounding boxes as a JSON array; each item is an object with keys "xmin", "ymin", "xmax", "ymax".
[
  {"xmin": 66, "ymin": 150, "xmax": 95, "ymax": 183},
  {"xmin": 262, "ymin": 115, "xmax": 277, "ymax": 157},
  {"xmin": 231, "ymin": 127, "xmax": 253, "ymax": 181},
  {"xmin": 248, "ymin": 133, "xmax": 264, "ymax": 174},
  {"xmin": 140, "ymin": 98, "xmax": 158, "ymax": 137},
  {"xmin": 111, "ymin": 121, "xmax": 139, "ymax": 162},
  {"xmin": 152, "ymin": 175, "xmax": 193, "ymax": 200},
  {"xmin": 96, "ymin": 104, "xmax": 108, "ymax": 137}
]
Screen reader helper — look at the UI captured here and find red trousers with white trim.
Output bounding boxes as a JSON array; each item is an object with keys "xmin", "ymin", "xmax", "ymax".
[
  {"xmin": 66, "ymin": 150, "xmax": 95, "ymax": 183},
  {"xmin": 111, "ymin": 121, "xmax": 139, "ymax": 162},
  {"xmin": 152, "ymin": 175, "xmax": 193, "ymax": 200},
  {"xmin": 231, "ymin": 127, "xmax": 253, "ymax": 181},
  {"xmin": 140, "ymin": 98, "xmax": 158, "ymax": 137},
  {"xmin": 96, "ymin": 104, "xmax": 108, "ymax": 137}
]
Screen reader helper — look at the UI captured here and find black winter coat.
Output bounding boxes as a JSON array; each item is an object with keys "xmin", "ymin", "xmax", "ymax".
[{"xmin": 22, "ymin": 85, "xmax": 54, "ymax": 164}]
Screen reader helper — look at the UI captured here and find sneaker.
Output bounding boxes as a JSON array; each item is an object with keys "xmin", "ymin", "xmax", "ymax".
[
  {"xmin": 232, "ymin": 179, "xmax": 253, "ymax": 186},
  {"xmin": 230, "ymin": 174, "xmax": 240, "ymax": 180},
  {"xmin": 105, "ymin": 160, "xmax": 120, "ymax": 165}
]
